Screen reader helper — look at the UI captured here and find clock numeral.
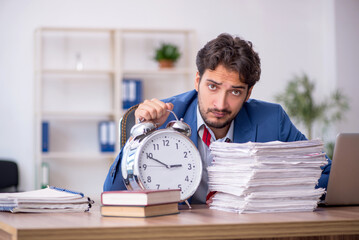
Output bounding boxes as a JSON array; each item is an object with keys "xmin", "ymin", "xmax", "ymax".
[
  {"xmin": 176, "ymin": 143, "xmax": 179, "ymax": 149},
  {"xmin": 178, "ymin": 184, "xmax": 182, "ymax": 191},
  {"xmin": 147, "ymin": 176, "xmax": 152, "ymax": 183},
  {"xmin": 183, "ymin": 151, "xmax": 188, "ymax": 158},
  {"xmin": 156, "ymin": 184, "xmax": 160, "ymax": 189},
  {"xmin": 188, "ymin": 163, "xmax": 192, "ymax": 170},
  {"xmin": 142, "ymin": 164, "xmax": 147, "ymax": 170},
  {"xmin": 185, "ymin": 175, "xmax": 189, "ymax": 182},
  {"xmin": 162, "ymin": 140, "xmax": 169, "ymax": 146},
  {"xmin": 146, "ymin": 152, "xmax": 153, "ymax": 159},
  {"xmin": 153, "ymin": 144, "xmax": 159, "ymax": 151}
]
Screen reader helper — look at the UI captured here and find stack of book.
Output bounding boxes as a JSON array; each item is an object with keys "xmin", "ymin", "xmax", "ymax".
[
  {"xmin": 0, "ymin": 186, "xmax": 93, "ymax": 213},
  {"xmin": 101, "ymin": 189, "xmax": 180, "ymax": 218},
  {"xmin": 208, "ymin": 139, "xmax": 327, "ymax": 213}
]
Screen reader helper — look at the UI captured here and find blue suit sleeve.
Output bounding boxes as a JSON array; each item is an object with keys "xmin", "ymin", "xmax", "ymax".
[
  {"xmin": 316, "ymin": 157, "xmax": 331, "ymax": 190},
  {"xmin": 278, "ymin": 105, "xmax": 331, "ymax": 190},
  {"xmin": 279, "ymin": 106, "xmax": 307, "ymax": 142},
  {"xmin": 103, "ymin": 150, "xmax": 127, "ymax": 191}
]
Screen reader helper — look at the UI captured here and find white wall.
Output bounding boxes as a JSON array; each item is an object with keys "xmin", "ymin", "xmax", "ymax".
[
  {"xmin": 335, "ymin": 0, "xmax": 359, "ymax": 133},
  {"xmin": 0, "ymin": 0, "xmax": 358, "ymax": 193}
]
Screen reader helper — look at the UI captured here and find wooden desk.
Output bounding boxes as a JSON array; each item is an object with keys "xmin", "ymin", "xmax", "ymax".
[{"xmin": 1, "ymin": 205, "xmax": 359, "ymax": 240}]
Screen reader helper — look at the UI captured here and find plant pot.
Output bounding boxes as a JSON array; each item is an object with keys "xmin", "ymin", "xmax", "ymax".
[{"xmin": 158, "ymin": 60, "xmax": 174, "ymax": 69}]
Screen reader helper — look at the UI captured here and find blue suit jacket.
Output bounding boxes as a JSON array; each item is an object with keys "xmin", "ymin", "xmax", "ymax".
[{"xmin": 103, "ymin": 90, "xmax": 331, "ymax": 192}]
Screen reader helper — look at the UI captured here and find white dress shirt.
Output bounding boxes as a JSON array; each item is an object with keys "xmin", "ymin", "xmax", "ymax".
[{"xmin": 191, "ymin": 106, "xmax": 234, "ymax": 203}]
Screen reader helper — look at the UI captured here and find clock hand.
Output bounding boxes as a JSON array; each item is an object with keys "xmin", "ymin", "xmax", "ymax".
[
  {"xmin": 169, "ymin": 164, "xmax": 182, "ymax": 168},
  {"xmin": 148, "ymin": 156, "xmax": 169, "ymax": 168}
]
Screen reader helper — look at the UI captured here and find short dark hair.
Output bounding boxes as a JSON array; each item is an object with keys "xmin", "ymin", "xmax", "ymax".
[{"xmin": 196, "ymin": 33, "xmax": 261, "ymax": 88}]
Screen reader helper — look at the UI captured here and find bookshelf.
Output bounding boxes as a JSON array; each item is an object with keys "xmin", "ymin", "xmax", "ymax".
[
  {"xmin": 34, "ymin": 27, "xmax": 197, "ymax": 200},
  {"xmin": 119, "ymin": 29, "xmax": 197, "ymax": 100}
]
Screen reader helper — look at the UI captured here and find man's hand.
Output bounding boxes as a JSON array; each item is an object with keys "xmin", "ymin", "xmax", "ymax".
[{"xmin": 135, "ymin": 99, "xmax": 174, "ymax": 127}]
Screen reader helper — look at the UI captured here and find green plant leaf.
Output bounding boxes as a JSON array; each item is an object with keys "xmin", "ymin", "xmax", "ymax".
[
  {"xmin": 275, "ymin": 73, "xmax": 349, "ymax": 140},
  {"xmin": 154, "ymin": 43, "xmax": 181, "ymax": 62}
]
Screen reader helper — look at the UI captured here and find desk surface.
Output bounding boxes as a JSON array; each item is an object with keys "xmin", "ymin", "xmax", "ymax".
[{"xmin": 1, "ymin": 204, "xmax": 359, "ymax": 240}]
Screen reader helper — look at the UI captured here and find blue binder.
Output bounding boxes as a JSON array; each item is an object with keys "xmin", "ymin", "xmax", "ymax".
[
  {"xmin": 123, "ymin": 79, "xmax": 142, "ymax": 110},
  {"xmin": 99, "ymin": 121, "xmax": 115, "ymax": 152},
  {"xmin": 42, "ymin": 122, "xmax": 49, "ymax": 152}
]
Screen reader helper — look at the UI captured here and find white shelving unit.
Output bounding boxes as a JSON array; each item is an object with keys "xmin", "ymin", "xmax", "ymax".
[
  {"xmin": 119, "ymin": 29, "xmax": 197, "ymax": 100},
  {"xmin": 34, "ymin": 27, "xmax": 197, "ymax": 200}
]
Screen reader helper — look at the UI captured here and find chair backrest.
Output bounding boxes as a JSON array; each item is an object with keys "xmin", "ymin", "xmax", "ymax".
[
  {"xmin": 0, "ymin": 159, "xmax": 19, "ymax": 192},
  {"xmin": 120, "ymin": 104, "xmax": 139, "ymax": 148}
]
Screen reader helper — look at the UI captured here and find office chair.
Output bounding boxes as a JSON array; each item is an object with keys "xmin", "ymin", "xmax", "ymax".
[
  {"xmin": 0, "ymin": 159, "xmax": 19, "ymax": 192},
  {"xmin": 120, "ymin": 104, "xmax": 139, "ymax": 148}
]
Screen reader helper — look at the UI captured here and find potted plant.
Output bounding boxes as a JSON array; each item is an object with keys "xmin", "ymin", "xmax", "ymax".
[
  {"xmin": 275, "ymin": 73, "xmax": 349, "ymax": 158},
  {"xmin": 154, "ymin": 43, "xmax": 181, "ymax": 68}
]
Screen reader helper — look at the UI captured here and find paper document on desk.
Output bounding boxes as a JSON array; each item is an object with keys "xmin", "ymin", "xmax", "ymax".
[
  {"xmin": 208, "ymin": 140, "xmax": 327, "ymax": 214},
  {"xmin": 0, "ymin": 186, "xmax": 94, "ymax": 213}
]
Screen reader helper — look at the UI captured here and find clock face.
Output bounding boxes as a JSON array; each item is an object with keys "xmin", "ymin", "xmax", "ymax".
[{"xmin": 134, "ymin": 130, "xmax": 202, "ymax": 201}]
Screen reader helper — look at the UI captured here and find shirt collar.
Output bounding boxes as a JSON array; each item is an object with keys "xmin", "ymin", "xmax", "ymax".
[{"xmin": 196, "ymin": 105, "xmax": 234, "ymax": 142}]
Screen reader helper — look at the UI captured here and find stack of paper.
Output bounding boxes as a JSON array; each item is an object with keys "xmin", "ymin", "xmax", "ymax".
[
  {"xmin": 0, "ymin": 186, "xmax": 94, "ymax": 213},
  {"xmin": 208, "ymin": 140, "xmax": 327, "ymax": 213}
]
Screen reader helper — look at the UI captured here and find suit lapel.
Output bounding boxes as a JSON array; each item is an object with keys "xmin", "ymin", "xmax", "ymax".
[
  {"xmin": 183, "ymin": 98, "xmax": 198, "ymax": 147},
  {"xmin": 233, "ymin": 104, "xmax": 257, "ymax": 143}
]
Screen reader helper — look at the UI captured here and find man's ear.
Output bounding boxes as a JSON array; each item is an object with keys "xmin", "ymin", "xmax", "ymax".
[
  {"xmin": 245, "ymin": 86, "xmax": 253, "ymax": 102},
  {"xmin": 195, "ymin": 72, "xmax": 200, "ymax": 92}
]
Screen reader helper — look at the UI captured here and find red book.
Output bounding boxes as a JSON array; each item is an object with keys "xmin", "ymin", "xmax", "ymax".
[{"xmin": 101, "ymin": 189, "xmax": 181, "ymax": 206}]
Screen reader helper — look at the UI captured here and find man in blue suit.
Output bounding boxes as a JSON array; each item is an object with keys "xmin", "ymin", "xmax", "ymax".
[{"xmin": 104, "ymin": 33, "xmax": 331, "ymax": 203}]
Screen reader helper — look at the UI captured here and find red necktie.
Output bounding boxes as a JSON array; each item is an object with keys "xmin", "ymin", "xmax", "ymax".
[
  {"xmin": 199, "ymin": 125, "xmax": 231, "ymax": 147},
  {"xmin": 200, "ymin": 126, "xmax": 232, "ymax": 202},
  {"xmin": 201, "ymin": 125, "xmax": 212, "ymax": 147},
  {"xmin": 199, "ymin": 125, "xmax": 217, "ymax": 202}
]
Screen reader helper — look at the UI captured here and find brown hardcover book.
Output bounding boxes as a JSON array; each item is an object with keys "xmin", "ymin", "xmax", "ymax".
[
  {"xmin": 101, "ymin": 203, "xmax": 179, "ymax": 217},
  {"xmin": 101, "ymin": 189, "xmax": 181, "ymax": 206}
]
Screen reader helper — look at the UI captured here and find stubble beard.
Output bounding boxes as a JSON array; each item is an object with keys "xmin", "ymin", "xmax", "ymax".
[{"xmin": 198, "ymin": 102, "xmax": 235, "ymax": 129}]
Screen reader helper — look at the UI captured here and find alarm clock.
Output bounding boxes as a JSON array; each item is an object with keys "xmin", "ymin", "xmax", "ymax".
[{"xmin": 121, "ymin": 110, "xmax": 202, "ymax": 203}]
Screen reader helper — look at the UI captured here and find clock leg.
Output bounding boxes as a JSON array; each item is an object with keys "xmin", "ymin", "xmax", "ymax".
[{"xmin": 185, "ymin": 200, "xmax": 192, "ymax": 209}]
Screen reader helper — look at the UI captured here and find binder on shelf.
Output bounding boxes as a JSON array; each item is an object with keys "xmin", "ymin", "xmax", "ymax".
[
  {"xmin": 42, "ymin": 121, "xmax": 49, "ymax": 152},
  {"xmin": 108, "ymin": 121, "xmax": 116, "ymax": 152},
  {"xmin": 123, "ymin": 79, "xmax": 142, "ymax": 110},
  {"xmin": 99, "ymin": 121, "xmax": 115, "ymax": 152}
]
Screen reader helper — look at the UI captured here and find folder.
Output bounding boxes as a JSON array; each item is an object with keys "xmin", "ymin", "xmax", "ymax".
[
  {"xmin": 42, "ymin": 121, "xmax": 49, "ymax": 152},
  {"xmin": 123, "ymin": 79, "xmax": 142, "ymax": 110},
  {"xmin": 99, "ymin": 121, "xmax": 115, "ymax": 152}
]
